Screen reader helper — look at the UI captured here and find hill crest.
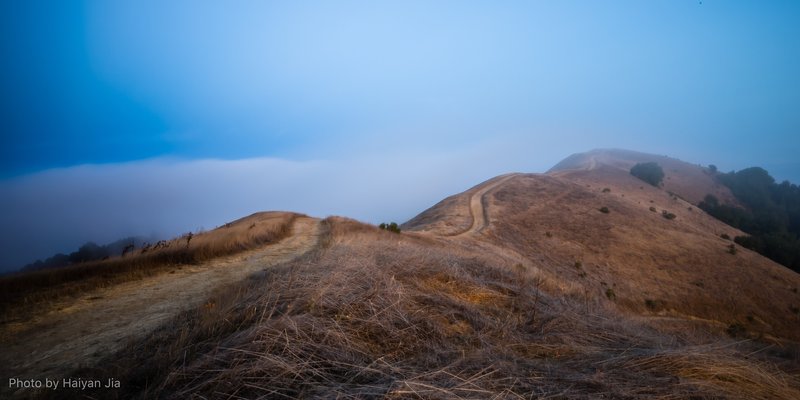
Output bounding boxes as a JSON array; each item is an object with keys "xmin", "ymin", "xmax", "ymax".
[
  {"xmin": 3, "ymin": 149, "xmax": 800, "ymax": 399},
  {"xmin": 548, "ymin": 148, "xmax": 740, "ymax": 207}
]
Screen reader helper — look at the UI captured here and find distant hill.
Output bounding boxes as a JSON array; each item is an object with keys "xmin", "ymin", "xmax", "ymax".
[{"xmin": 548, "ymin": 148, "xmax": 740, "ymax": 206}]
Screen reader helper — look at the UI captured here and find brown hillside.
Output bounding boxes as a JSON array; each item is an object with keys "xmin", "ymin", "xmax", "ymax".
[
  {"xmin": 549, "ymin": 148, "xmax": 740, "ymax": 206},
  {"xmin": 484, "ymin": 171, "xmax": 799, "ymax": 341},
  {"xmin": 3, "ymin": 151, "xmax": 800, "ymax": 399},
  {"xmin": 29, "ymin": 217, "xmax": 800, "ymax": 399},
  {"xmin": 407, "ymin": 162, "xmax": 800, "ymax": 341},
  {"xmin": 0, "ymin": 211, "xmax": 303, "ymax": 323},
  {"xmin": 402, "ymin": 173, "xmax": 518, "ymax": 235}
]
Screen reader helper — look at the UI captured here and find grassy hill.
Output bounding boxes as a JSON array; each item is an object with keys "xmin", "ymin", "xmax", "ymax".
[{"xmin": 2, "ymin": 150, "xmax": 799, "ymax": 399}]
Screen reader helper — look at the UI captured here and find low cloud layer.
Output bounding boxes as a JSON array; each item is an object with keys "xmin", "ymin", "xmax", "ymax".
[{"xmin": 0, "ymin": 144, "xmax": 555, "ymax": 271}]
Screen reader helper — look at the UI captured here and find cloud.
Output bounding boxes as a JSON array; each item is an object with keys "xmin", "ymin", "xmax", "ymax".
[{"xmin": 0, "ymin": 144, "xmax": 557, "ymax": 271}]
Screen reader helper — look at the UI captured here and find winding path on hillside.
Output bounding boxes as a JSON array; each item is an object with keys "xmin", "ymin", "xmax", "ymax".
[
  {"xmin": 458, "ymin": 173, "xmax": 520, "ymax": 236},
  {"xmin": 548, "ymin": 154, "xmax": 598, "ymax": 177},
  {"xmin": 0, "ymin": 217, "xmax": 321, "ymax": 385},
  {"xmin": 586, "ymin": 155, "xmax": 598, "ymax": 171}
]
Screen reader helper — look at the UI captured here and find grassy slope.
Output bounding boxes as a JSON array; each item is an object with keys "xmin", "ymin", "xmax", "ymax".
[
  {"xmin": 56, "ymin": 217, "xmax": 800, "ymax": 399},
  {"xmin": 8, "ymin": 151, "xmax": 800, "ymax": 399},
  {"xmin": 549, "ymin": 148, "xmax": 741, "ymax": 206},
  {"xmin": 484, "ymin": 170, "xmax": 800, "ymax": 341},
  {"xmin": 0, "ymin": 212, "xmax": 301, "ymax": 324}
]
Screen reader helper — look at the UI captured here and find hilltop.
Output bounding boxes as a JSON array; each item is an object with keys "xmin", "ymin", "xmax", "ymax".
[
  {"xmin": 548, "ymin": 148, "xmax": 740, "ymax": 206},
  {"xmin": 2, "ymin": 150, "xmax": 799, "ymax": 399}
]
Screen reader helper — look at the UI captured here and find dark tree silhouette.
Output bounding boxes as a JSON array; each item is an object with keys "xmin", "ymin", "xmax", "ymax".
[
  {"xmin": 699, "ymin": 167, "xmax": 800, "ymax": 273},
  {"xmin": 630, "ymin": 162, "xmax": 665, "ymax": 187}
]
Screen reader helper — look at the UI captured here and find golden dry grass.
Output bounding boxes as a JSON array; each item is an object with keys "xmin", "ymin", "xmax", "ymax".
[
  {"xmin": 0, "ymin": 212, "xmax": 301, "ymax": 323},
  {"xmin": 6, "ymin": 151, "xmax": 800, "ymax": 399},
  {"xmin": 22, "ymin": 217, "xmax": 799, "ymax": 399},
  {"xmin": 478, "ymin": 170, "xmax": 800, "ymax": 342}
]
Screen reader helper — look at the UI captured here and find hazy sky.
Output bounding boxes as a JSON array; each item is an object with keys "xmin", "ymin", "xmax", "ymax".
[{"xmin": 1, "ymin": 1, "xmax": 799, "ymax": 270}]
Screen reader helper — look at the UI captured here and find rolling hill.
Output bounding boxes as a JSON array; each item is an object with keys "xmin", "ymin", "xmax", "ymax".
[{"xmin": 2, "ymin": 149, "xmax": 799, "ymax": 399}]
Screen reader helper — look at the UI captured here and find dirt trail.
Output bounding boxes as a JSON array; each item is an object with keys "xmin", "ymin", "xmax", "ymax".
[
  {"xmin": 548, "ymin": 154, "xmax": 598, "ymax": 177},
  {"xmin": 0, "ymin": 217, "xmax": 321, "ymax": 381},
  {"xmin": 586, "ymin": 155, "xmax": 598, "ymax": 171},
  {"xmin": 458, "ymin": 174, "xmax": 520, "ymax": 236}
]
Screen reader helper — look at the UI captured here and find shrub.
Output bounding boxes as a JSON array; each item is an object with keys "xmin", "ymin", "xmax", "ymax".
[
  {"xmin": 661, "ymin": 211, "xmax": 676, "ymax": 220},
  {"xmin": 379, "ymin": 222, "xmax": 401, "ymax": 234},
  {"xmin": 630, "ymin": 162, "xmax": 664, "ymax": 187},
  {"xmin": 573, "ymin": 261, "xmax": 582, "ymax": 269},
  {"xmin": 599, "ymin": 207, "xmax": 610, "ymax": 214},
  {"xmin": 649, "ymin": 207, "xmax": 657, "ymax": 212},
  {"xmin": 644, "ymin": 299, "xmax": 665, "ymax": 310},
  {"xmin": 602, "ymin": 188, "xmax": 611, "ymax": 193},
  {"xmin": 728, "ymin": 244, "xmax": 737, "ymax": 255},
  {"xmin": 605, "ymin": 288, "xmax": 616, "ymax": 300},
  {"xmin": 720, "ymin": 233, "xmax": 730, "ymax": 240}
]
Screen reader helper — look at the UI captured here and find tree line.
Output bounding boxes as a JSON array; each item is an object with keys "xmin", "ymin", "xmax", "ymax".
[
  {"xmin": 22, "ymin": 237, "xmax": 148, "ymax": 272},
  {"xmin": 699, "ymin": 167, "xmax": 800, "ymax": 273}
]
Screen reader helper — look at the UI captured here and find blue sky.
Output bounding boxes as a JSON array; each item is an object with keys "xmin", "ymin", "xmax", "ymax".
[{"xmin": 1, "ymin": 1, "xmax": 799, "ymax": 270}]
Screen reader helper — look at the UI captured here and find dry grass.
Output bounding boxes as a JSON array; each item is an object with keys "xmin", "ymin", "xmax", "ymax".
[
  {"xmin": 481, "ymin": 172, "xmax": 800, "ymax": 341},
  {"xmin": 0, "ymin": 212, "xmax": 300, "ymax": 323},
  {"xmin": 402, "ymin": 183, "xmax": 475, "ymax": 235},
  {"xmin": 616, "ymin": 346, "xmax": 800, "ymax": 399},
  {"xmin": 548, "ymin": 148, "xmax": 741, "ymax": 207},
  {"xmin": 9, "ymin": 153, "xmax": 800, "ymax": 398},
  {"xmin": 28, "ymin": 217, "xmax": 799, "ymax": 399}
]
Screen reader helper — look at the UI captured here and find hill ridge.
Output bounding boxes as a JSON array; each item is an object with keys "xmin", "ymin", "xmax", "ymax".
[{"xmin": 2, "ymin": 149, "xmax": 799, "ymax": 399}]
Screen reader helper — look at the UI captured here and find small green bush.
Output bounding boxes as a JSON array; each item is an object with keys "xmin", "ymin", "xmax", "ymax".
[
  {"xmin": 721, "ymin": 233, "xmax": 731, "ymax": 240},
  {"xmin": 602, "ymin": 188, "xmax": 611, "ymax": 193},
  {"xmin": 599, "ymin": 207, "xmax": 610, "ymax": 214},
  {"xmin": 649, "ymin": 207, "xmax": 657, "ymax": 212},
  {"xmin": 605, "ymin": 288, "xmax": 616, "ymax": 300},
  {"xmin": 661, "ymin": 211, "xmax": 676, "ymax": 220},
  {"xmin": 728, "ymin": 244, "xmax": 737, "ymax": 255},
  {"xmin": 644, "ymin": 299, "xmax": 666, "ymax": 310}
]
